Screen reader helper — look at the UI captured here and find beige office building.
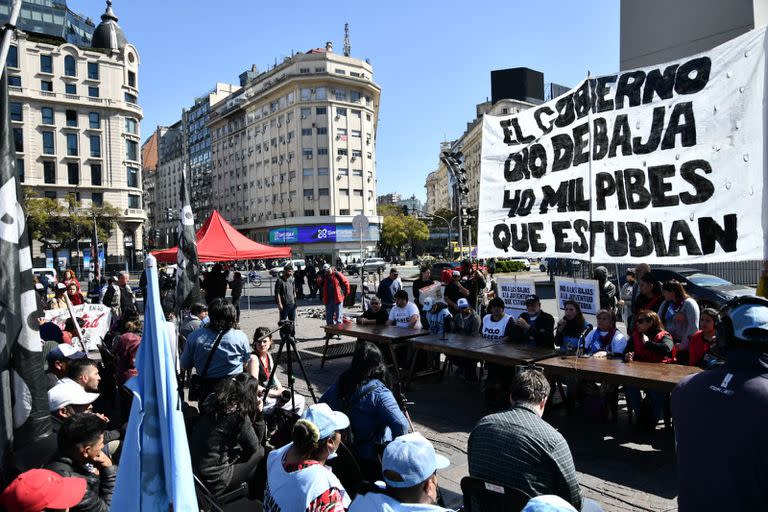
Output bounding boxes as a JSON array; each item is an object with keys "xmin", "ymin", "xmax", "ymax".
[
  {"xmin": 207, "ymin": 43, "xmax": 381, "ymax": 261},
  {"xmin": 8, "ymin": 2, "xmax": 145, "ymax": 271}
]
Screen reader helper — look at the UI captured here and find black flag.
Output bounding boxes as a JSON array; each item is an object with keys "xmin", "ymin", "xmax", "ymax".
[
  {"xmin": 0, "ymin": 72, "xmax": 52, "ymax": 473},
  {"xmin": 175, "ymin": 168, "xmax": 200, "ymax": 311}
]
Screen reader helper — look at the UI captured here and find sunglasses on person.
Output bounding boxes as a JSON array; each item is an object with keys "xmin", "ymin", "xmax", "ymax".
[{"xmin": 636, "ymin": 317, "xmax": 652, "ymax": 324}]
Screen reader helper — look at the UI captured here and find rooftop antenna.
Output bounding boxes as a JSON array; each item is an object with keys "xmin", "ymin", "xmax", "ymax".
[{"xmin": 343, "ymin": 22, "xmax": 351, "ymax": 57}]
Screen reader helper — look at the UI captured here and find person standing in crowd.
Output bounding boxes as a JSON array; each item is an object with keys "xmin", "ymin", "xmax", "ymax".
[
  {"xmin": 687, "ymin": 308, "xmax": 723, "ymax": 368},
  {"xmin": 62, "ymin": 269, "xmax": 80, "ymax": 292},
  {"xmin": 101, "ymin": 276, "xmax": 121, "ymax": 319},
  {"xmin": 295, "ymin": 264, "xmax": 306, "ymax": 300},
  {"xmin": 179, "ymin": 303, "xmax": 208, "ymax": 339},
  {"xmin": 658, "ymin": 280, "xmax": 700, "ymax": 364},
  {"xmin": 618, "ymin": 269, "xmax": 635, "ymax": 322},
  {"xmin": 203, "ymin": 263, "xmax": 229, "ymax": 305},
  {"xmin": 377, "ymin": 268, "xmax": 402, "ymax": 310},
  {"xmin": 318, "ymin": 264, "xmax": 350, "ymax": 327},
  {"xmin": 593, "ymin": 266, "xmax": 617, "ymax": 313},
  {"xmin": 672, "ymin": 297, "xmax": 768, "ymax": 512},
  {"xmin": 320, "ymin": 342, "xmax": 409, "ymax": 481},
  {"xmin": 180, "ymin": 298, "xmax": 251, "ymax": 403},
  {"xmin": 469, "ymin": 368, "xmax": 601, "ymax": 512},
  {"xmin": 460, "ymin": 260, "xmax": 486, "ymax": 311},
  {"xmin": 190, "ymin": 374, "xmax": 267, "ymax": 499},
  {"xmin": 628, "ymin": 263, "xmax": 652, "ymax": 329},
  {"xmin": 631, "ymin": 272, "xmax": 663, "ymax": 332},
  {"xmin": 444, "ymin": 270, "xmax": 470, "ymax": 314},
  {"xmin": 422, "ymin": 297, "xmax": 452, "ymax": 337},
  {"xmin": 412, "ymin": 266, "xmax": 434, "ymax": 313},
  {"xmin": 306, "ymin": 258, "xmax": 318, "ymax": 300},
  {"xmin": 87, "ymin": 274, "xmax": 104, "ymax": 304},
  {"xmin": 0, "ymin": 468, "xmax": 87, "ymax": 512},
  {"xmin": 46, "ymin": 413, "xmax": 116, "ymax": 512},
  {"xmin": 514, "ymin": 295, "xmax": 556, "ymax": 348},
  {"xmin": 103, "ymin": 271, "xmax": 137, "ymax": 320},
  {"xmin": 229, "ymin": 271, "xmax": 243, "ymax": 323},
  {"xmin": 247, "ymin": 326, "xmax": 306, "ymax": 415},
  {"xmin": 66, "ymin": 282, "xmax": 86, "ymax": 306},
  {"xmin": 275, "ymin": 264, "xmax": 297, "ymax": 323},
  {"xmin": 348, "ymin": 432, "xmax": 452, "ymax": 512},
  {"xmin": 48, "ymin": 283, "xmax": 69, "ymax": 310},
  {"xmin": 488, "ymin": 257, "xmax": 496, "ymax": 277},
  {"xmin": 584, "ymin": 309, "xmax": 627, "ymax": 356},
  {"xmin": 357, "ymin": 296, "xmax": 389, "ymax": 326},
  {"xmin": 264, "ymin": 404, "xmax": 351, "ymax": 511},
  {"xmin": 555, "ymin": 301, "xmax": 592, "ymax": 352},
  {"xmin": 388, "ymin": 290, "xmax": 422, "ymax": 329}
]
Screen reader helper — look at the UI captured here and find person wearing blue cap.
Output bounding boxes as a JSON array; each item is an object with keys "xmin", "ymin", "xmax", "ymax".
[
  {"xmin": 348, "ymin": 432, "xmax": 452, "ymax": 511},
  {"xmin": 264, "ymin": 403, "xmax": 351, "ymax": 511}
]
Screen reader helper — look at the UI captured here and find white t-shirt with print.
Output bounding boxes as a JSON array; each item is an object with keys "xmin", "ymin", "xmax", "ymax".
[{"xmin": 388, "ymin": 302, "xmax": 422, "ymax": 329}]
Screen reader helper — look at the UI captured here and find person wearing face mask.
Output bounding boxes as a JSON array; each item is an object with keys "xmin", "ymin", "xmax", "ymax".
[
  {"xmin": 513, "ymin": 295, "xmax": 556, "ymax": 349},
  {"xmin": 348, "ymin": 432, "xmax": 452, "ymax": 512},
  {"xmin": 264, "ymin": 404, "xmax": 351, "ymax": 512}
]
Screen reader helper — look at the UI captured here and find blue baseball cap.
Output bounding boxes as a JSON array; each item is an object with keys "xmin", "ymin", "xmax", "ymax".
[
  {"xmin": 522, "ymin": 495, "xmax": 578, "ymax": 512},
  {"xmin": 382, "ymin": 432, "xmax": 450, "ymax": 488},
  {"xmin": 302, "ymin": 403, "xmax": 350, "ymax": 439}
]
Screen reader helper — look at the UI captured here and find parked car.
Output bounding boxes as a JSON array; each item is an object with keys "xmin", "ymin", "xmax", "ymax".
[
  {"xmin": 269, "ymin": 259, "xmax": 306, "ymax": 277},
  {"xmin": 346, "ymin": 257, "xmax": 387, "ymax": 275},
  {"xmin": 33, "ymin": 267, "xmax": 57, "ymax": 286},
  {"xmin": 651, "ymin": 267, "xmax": 755, "ymax": 309}
]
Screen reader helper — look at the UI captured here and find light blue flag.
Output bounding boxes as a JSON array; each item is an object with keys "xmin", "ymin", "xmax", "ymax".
[{"xmin": 112, "ymin": 255, "xmax": 198, "ymax": 511}]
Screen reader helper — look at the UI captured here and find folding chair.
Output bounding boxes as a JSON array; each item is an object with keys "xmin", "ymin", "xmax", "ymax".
[
  {"xmin": 193, "ymin": 474, "xmax": 261, "ymax": 512},
  {"xmin": 460, "ymin": 476, "xmax": 531, "ymax": 512}
]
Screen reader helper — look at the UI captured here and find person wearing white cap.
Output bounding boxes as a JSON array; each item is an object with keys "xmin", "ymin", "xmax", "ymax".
[
  {"xmin": 48, "ymin": 379, "xmax": 100, "ymax": 434},
  {"xmin": 348, "ymin": 432, "xmax": 452, "ymax": 511},
  {"xmin": 422, "ymin": 297, "xmax": 451, "ymax": 337},
  {"xmin": 264, "ymin": 403, "xmax": 351, "ymax": 511},
  {"xmin": 44, "ymin": 344, "xmax": 87, "ymax": 390}
]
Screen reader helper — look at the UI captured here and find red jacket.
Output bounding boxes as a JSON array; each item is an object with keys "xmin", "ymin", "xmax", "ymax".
[
  {"xmin": 631, "ymin": 329, "xmax": 676, "ymax": 363},
  {"xmin": 317, "ymin": 271, "xmax": 350, "ymax": 305},
  {"xmin": 688, "ymin": 330, "xmax": 713, "ymax": 367}
]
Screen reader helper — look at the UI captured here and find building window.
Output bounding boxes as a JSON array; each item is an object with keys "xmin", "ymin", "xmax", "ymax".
[
  {"xmin": 16, "ymin": 158, "xmax": 24, "ymax": 182},
  {"xmin": 303, "ymin": 168, "xmax": 313, "ymax": 177},
  {"xmin": 8, "ymin": 75, "xmax": 21, "ymax": 87},
  {"xmin": 127, "ymin": 70, "xmax": 136, "ymax": 87},
  {"xmin": 92, "ymin": 192, "xmax": 103, "ymax": 206},
  {"xmin": 335, "ymin": 69, "xmax": 346, "ymax": 75},
  {"xmin": 300, "ymin": 88, "xmax": 311, "ymax": 101},
  {"xmin": 316, "ymin": 87, "xmax": 327, "ymax": 100},
  {"xmin": 126, "ymin": 140, "xmax": 138, "ymax": 161},
  {"xmin": 318, "ymin": 209, "xmax": 329, "ymax": 216},
  {"xmin": 316, "ymin": 127, "xmax": 327, "ymax": 135},
  {"xmin": 316, "ymin": 107, "xmax": 327, "ymax": 116},
  {"xmin": 335, "ymin": 89, "xmax": 347, "ymax": 101},
  {"xmin": 88, "ymin": 112, "xmax": 100, "ymax": 129},
  {"xmin": 302, "ymin": 148, "xmax": 312, "ymax": 159},
  {"xmin": 353, "ymin": 169, "xmax": 363, "ymax": 177},
  {"xmin": 366, "ymin": 113, "xmax": 372, "ymax": 121},
  {"xmin": 336, "ymin": 107, "xmax": 347, "ymax": 117},
  {"xmin": 88, "ymin": 86, "xmax": 99, "ymax": 98},
  {"xmin": 12, "ymin": 128, "xmax": 22, "ymax": 153},
  {"xmin": 338, "ymin": 168, "xmax": 348, "ymax": 176},
  {"xmin": 90, "ymin": 164, "xmax": 102, "ymax": 185},
  {"xmin": 127, "ymin": 166, "xmax": 139, "ymax": 187},
  {"xmin": 318, "ymin": 188, "xmax": 329, "ymax": 196},
  {"xmin": 43, "ymin": 191, "xmax": 56, "ymax": 200},
  {"xmin": 300, "ymin": 107, "xmax": 311, "ymax": 119},
  {"xmin": 351, "ymin": 91, "xmax": 361, "ymax": 103},
  {"xmin": 299, "ymin": 68, "xmax": 310, "ymax": 74},
  {"xmin": 64, "ymin": 55, "xmax": 76, "ymax": 77},
  {"xmin": 67, "ymin": 162, "xmax": 79, "ymax": 185},
  {"xmin": 351, "ymin": 130, "xmax": 362, "ymax": 138},
  {"xmin": 352, "ymin": 150, "xmax": 362, "ymax": 158},
  {"xmin": 353, "ymin": 189, "xmax": 363, "ymax": 197},
  {"xmin": 41, "ymin": 80, "xmax": 53, "ymax": 92},
  {"xmin": 65, "ymin": 83, "xmax": 76, "ymax": 95},
  {"xmin": 304, "ymin": 209, "xmax": 314, "ymax": 216},
  {"xmin": 301, "ymin": 128, "xmax": 312, "ymax": 136},
  {"xmin": 318, "ymin": 167, "xmax": 329, "ymax": 176},
  {"xmin": 88, "ymin": 62, "xmax": 99, "ymax": 80},
  {"xmin": 89, "ymin": 135, "xmax": 101, "ymax": 157},
  {"xmin": 66, "ymin": 133, "xmax": 78, "ymax": 156},
  {"xmin": 125, "ymin": 118, "xmax": 137, "ymax": 134},
  {"xmin": 303, "ymin": 189, "xmax": 313, "ymax": 197},
  {"xmin": 65, "ymin": 109, "xmax": 78, "ymax": 127},
  {"xmin": 40, "ymin": 55, "xmax": 52, "ymax": 73},
  {"xmin": 124, "ymin": 92, "xmax": 137, "ymax": 104},
  {"xmin": 128, "ymin": 194, "xmax": 140, "ymax": 209},
  {"xmin": 42, "ymin": 131, "xmax": 54, "ymax": 154},
  {"xmin": 9, "ymin": 102, "xmax": 21, "ymax": 122},
  {"xmin": 317, "ymin": 148, "xmax": 328, "ymax": 156},
  {"xmin": 339, "ymin": 209, "xmax": 349, "ymax": 215},
  {"xmin": 337, "ymin": 148, "xmax": 348, "ymax": 156},
  {"xmin": 43, "ymin": 161, "xmax": 55, "ymax": 183},
  {"xmin": 339, "ymin": 188, "xmax": 349, "ymax": 196},
  {"xmin": 7, "ymin": 45, "xmax": 17, "ymax": 68},
  {"xmin": 40, "ymin": 107, "xmax": 54, "ymax": 125}
]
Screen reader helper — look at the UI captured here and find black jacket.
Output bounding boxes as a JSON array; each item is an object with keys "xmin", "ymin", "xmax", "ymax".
[
  {"xmin": 514, "ymin": 311, "xmax": 556, "ymax": 349},
  {"xmin": 46, "ymin": 455, "xmax": 116, "ymax": 512}
]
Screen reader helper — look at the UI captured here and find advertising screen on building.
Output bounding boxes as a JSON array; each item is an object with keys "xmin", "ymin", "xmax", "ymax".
[{"xmin": 269, "ymin": 224, "xmax": 379, "ymax": 244}]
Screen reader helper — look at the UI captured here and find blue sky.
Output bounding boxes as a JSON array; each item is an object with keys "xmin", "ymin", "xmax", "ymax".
[{"xmin": 69, "ymin": 0, "xmax": 620, "ymax": 201}]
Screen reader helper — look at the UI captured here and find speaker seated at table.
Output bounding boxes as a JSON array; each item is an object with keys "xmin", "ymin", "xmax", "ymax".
[
  {"xmin": 483, "ymin": 298, "xmax": 519, "ymax": 407},
  {"xmin": 508, "ymin": 295, "xmax": 556, "ymax": 349}
]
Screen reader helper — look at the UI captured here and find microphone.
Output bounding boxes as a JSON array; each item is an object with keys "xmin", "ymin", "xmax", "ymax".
[{"xmin": 577, "ymin": 324, "xmax": 594, "ymax": 357}]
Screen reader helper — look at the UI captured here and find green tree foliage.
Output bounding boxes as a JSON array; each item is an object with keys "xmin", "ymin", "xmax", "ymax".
[{"xmin": 378, "ymin": 205, "xmax": 429, "ymax": 257}]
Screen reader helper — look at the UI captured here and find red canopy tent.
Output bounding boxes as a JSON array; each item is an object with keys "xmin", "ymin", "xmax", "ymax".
[{"xmin": 152, "ymin": 209, "xmax": 291, "ymax": 263}]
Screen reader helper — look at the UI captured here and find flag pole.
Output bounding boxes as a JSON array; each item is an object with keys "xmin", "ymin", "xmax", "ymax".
[{"xmin": 0, "ymin": 0, "xmax": 22, "ymax": 77}]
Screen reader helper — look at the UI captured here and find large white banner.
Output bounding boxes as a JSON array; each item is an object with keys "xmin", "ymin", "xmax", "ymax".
[
  {"xmin": 44, "ymin": 303, "xmax": 112, "ymax": 351},
  {"xmin": 478, "ymin": 27, "xmax": 768, "ymax": 263}
]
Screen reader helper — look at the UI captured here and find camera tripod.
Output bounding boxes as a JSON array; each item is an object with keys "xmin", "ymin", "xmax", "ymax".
[{"xmin": 262, "ymin": 320, "xmax": 317, "ymax": 411}]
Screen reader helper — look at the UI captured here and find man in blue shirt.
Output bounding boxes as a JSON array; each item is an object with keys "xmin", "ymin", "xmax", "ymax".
[{"xmin": 377, "ymin": 268, "xmax": 401, "ymax": 310}]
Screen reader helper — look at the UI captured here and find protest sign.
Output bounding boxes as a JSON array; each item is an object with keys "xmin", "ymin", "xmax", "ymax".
[
  {"xmin": 554, "ymin": 277, "xmax": 599, "ymax": 316},
  {"xmin": 44, "ymin": 303, "xmax": 111, "ymax": 351},
  {"xmin": 478, "ymin": 27, "xmax": 768, "ymax": 263},
  {"xmin": 496, "ymin": 277, "xmax": 535, "ymax": 318},
  {"xmin": 418, "ymin": 282, "xmax": 444, "ymax": 305}
]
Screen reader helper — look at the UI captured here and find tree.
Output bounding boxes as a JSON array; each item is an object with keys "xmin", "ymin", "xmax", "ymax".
[
  {"xmin": 378, "ymin": 205, "xmax": 429, "ymax": 258},
  {"xmin": 24, "ymin": 190, "xmax": 122, "ymax": 272}
]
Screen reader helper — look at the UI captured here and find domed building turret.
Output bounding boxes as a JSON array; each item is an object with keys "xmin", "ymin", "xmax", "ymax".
[{"xmin": 91, "ymin": 1, "xmax": 127, "ymax": 51}]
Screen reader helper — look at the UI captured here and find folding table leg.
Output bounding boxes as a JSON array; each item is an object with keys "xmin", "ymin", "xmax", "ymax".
[
  {"xmin": 388, "ymin": 343, "xmax": 402, "ymax": 381},
  {"xmin": 404, "ymin": 347, "xmax": 420, "ymax": 390},
  {"xmin": 321, "ymin": 333, "xmax": 331, "ymax": 368}
]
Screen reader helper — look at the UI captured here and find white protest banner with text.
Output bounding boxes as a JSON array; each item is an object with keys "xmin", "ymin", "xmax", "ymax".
[
  {"xmin": 554, "ymin": 277, "xmax": 599, "ymax": 316},
  {"xmin": 496, "ymin": 277, "xmax": 535, "ymax": 318},
  {"xmin": 44, "ymin": 303, "xmax": 112, "ymax": 351},
  {"xmin": 478, "ymin": 27, "xmax": 767, "ymax": 264}
]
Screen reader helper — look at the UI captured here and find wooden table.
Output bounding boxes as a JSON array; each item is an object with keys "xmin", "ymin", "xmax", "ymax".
[
  {"xmin": 538, "ymin": 355, "xmax": 702, "ymax": 392},
  {"xmin": 320, "ymin": 323, "xmax": 430, "ymax": 378}
]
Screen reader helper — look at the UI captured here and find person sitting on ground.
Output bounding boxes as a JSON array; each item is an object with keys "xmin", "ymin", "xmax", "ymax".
[
  {"xmin": 264, "ymin": 403, "xmax": 351, "ymax": 511},
  {"xmin": 687, "ymin": 308, "xmax": 724, "ymax": 368},
  {"xmin": 377, "ymin": 268, "xmax": 402, "ymax": 310},
  {"xmin": 46, "ymin": 413, "xmax": 116, "ymax": 512},
  {"xmin": 555, "ymin": 301, "xmax": 592, "ymax": 353},
  {"xmin": 247, "ymin": 326, "xmax": 306, "ymax": 416},
  {"xmin": 624, "ymin": 310, "xmax": 675, "ymax": 431},
  {"xmin": 452, "ymin": 298, "xmax": 481, "ymax": 335},
  {"xmin": 114, "ymin": 320, "xmax": 142, "ymax": 385},
  {"xmin": 320, "ymin": 342, "xmax": 410, "ymax": 481},
  {"xmin": 180, "ymin": 298, "xmax": 251, "ymax": 403},
  {"xmin": 0, "ymin": 468, "xmax": 87, "ymax": 512},
  {"xmin": 61, "ymin": 317, "xmax": 86, "ymax": 346},
  {"xmin": 45, "ymin": 344, "xmax": 86, "ymax": 389},
  {"xmin": 348, "ymin": 432, "xmax": 452, "ymax": 511},
  {"xmin": 190, "ymin": 373, "xmax": 267, "ymax": 499},
  {"xmin": 513, "ymin": 295, "xmax": 556, "ymax": 348},
  {"xmin": 468, "ymin": 368, "xmax": 603, "ymax": 512},
  {"xmin": 387, "ymin": 290, "xmax": 422, "ymax": 330},
  {"xmin": 584, "ymin": 309, "xmax": 627, "ymax": 357},
  {"xmin": 48, "ymin": 283, "xmax": 69, "ymax": 310},
  {"xmin": 357, "ymin": 296, "xmax": 389, "ymax": 326},
  {"xmin": 179, "ymin": 302, "xmax": 208, "ymax": 339},
  {"xmin": 67, "ymin": 282, "xmax": 86, "ymax": 306},
  {"xmin": 422, "ymin": 297, "xmax": 452, "ymax": 337},
  {"xmin": 658, "ymin": 280, "xmax": 700, "ymax": 364}
]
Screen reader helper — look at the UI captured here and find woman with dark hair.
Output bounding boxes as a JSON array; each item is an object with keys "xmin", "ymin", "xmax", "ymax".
[
  {"xmin": 659, "ymin": 280, "xmax": 700, "ymax": 362},
  {"xmin": 688, "ymin": 308, "xmax": 724, "ymax": 367},
  {"xmin": 190, "ymin": 373, "xmax": 266, "ymax": 498},
  {"xmin": 229, "ymin": 271, "xmax": 243, "ymax": 323},
  {"xmin": 264, "ymin": 403, "xmax": 351, "ymax": 511},
  {"xmin": 584, "ymin": 309, "xmax": 627, "ymax": 356},
  {"xmin": 247, "ymin": 326, "xmax": 306, "ymax": 415},
  {"xmin": 320, "ymin": 342, "xmax": 409, "ymax": 478},
  {"xmin": 66, "ymin": 282, "xmax": 86, "ymax": 306},
  {"xmin": 180, "ymin": 298, "xmax": 250, "ymax": 402},
  {"xmin": 203, "ymin": 263, "xmax": 229, "ymax": 304},
  {"xmin": 555, "ymin": 300, "xmax": 591, "ymax": 352},
  {"xmin": 631, "ymin": 273, "xmax": 663, "ymax": 331}
]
